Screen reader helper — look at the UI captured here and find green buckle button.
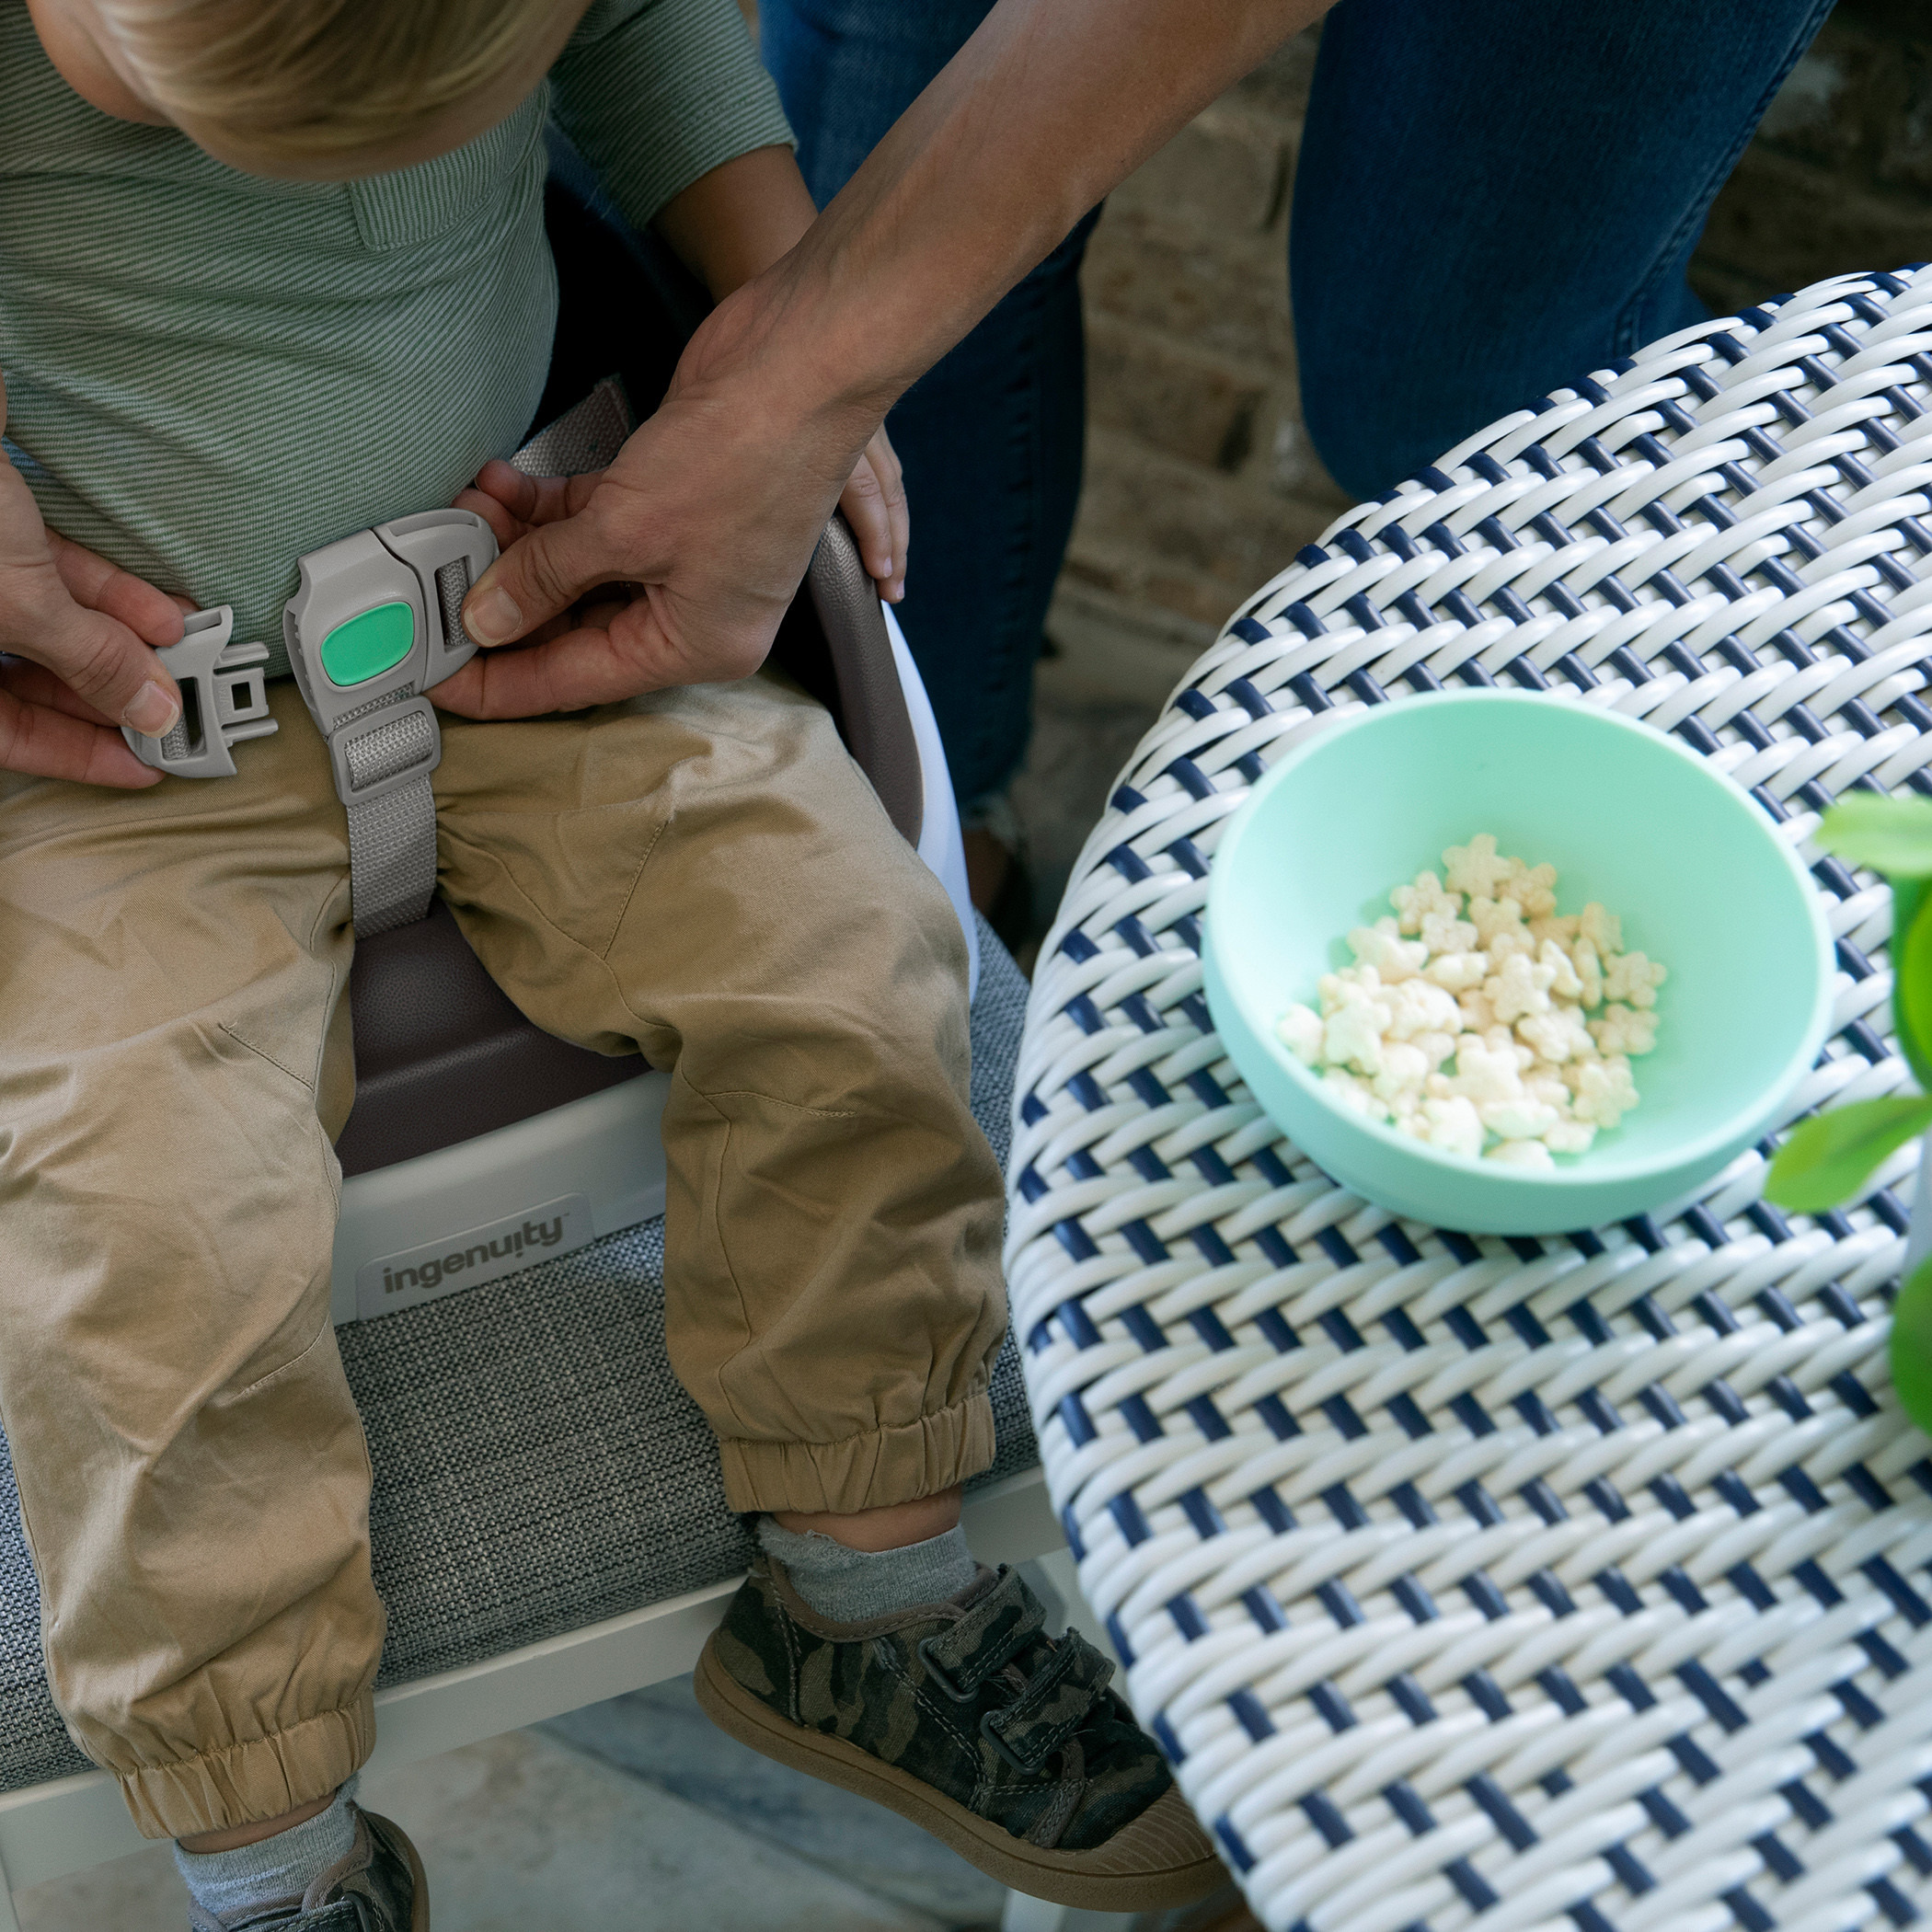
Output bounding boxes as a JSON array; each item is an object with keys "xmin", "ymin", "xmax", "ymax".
[{"xmin": 320, "ymin": 601, "xmax": 414, "ymax": 686}]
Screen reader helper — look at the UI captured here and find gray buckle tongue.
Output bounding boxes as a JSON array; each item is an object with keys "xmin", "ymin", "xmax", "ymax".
[
  {"xmin": 121, "ymin": 607, "xmax": 279, "ymax": 778},
  {"xmin": 282, "ymin": 508, "xmax": 497, "ymax": 936}
]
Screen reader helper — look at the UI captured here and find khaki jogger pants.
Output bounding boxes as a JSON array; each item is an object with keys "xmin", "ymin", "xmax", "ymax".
[{"xmin": 0, "ymin": 674, "xmax": 1006, "ymax": 1839}]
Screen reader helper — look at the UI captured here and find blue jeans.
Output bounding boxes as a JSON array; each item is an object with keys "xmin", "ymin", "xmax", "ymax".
[
  {"xmin": 765, "ymin": 0, "xmax": 1834, "ymax": 796},
  {"xmin": 1291, "ymin": 0, "xmax": 1837, "ymax": 499},
  {"xmin": 762, "ymin": 0, "xmax": 1098, "ymax": 813}
]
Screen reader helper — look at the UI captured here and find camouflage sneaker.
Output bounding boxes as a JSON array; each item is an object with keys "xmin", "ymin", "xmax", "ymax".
[
  {"xmin": 185, "ymin": 1807, "xmax": 427, "ymax": 1931},
  {"xmin": 696, "ymin": 1557, "xmax": 1222, "ymax": 1911}
]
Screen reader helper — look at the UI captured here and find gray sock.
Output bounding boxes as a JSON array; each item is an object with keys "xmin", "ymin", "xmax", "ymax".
[
  {"xmin": 174, "ymin": 1777, "xmax": 359, "ymax": 1927},
  {"xmin": 758, "ymin": 1518, "xmax": 980, "ymax": 1622}
]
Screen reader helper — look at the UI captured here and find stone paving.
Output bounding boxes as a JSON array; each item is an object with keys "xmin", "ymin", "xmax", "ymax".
[
  {"xmin": 16, "ymin": 1682, "xmax": 1252, "ymax": 1930},
  {"xmin": 1006, "ymin": 650, "xmax": 1169, "ymax": 970},
  {"xmin": 15, "ymin": 1713, "xmax": 967, "ymax": 1932},
  {"xmin": 1059, "ymin": 4, "xmax": 1932, "ymax": 724}
]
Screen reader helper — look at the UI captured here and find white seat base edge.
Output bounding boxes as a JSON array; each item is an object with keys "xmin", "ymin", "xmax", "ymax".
[
  {"xmin": 329, "ymin": 1071, "xmax": 672, "ymax": 1326},
  {"xmin": 891, "ymin": 602, "xmax": 980, "ymax": 999}
]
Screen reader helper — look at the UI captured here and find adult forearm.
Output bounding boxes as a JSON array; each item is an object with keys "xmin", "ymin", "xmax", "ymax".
[
  {"xmin": 733, "ymin": 0, "xmax": 1328, "ymax": 418},
  {"xmin": 455, "ymin": 0, "xmax": 1333, "ymax": 702}
]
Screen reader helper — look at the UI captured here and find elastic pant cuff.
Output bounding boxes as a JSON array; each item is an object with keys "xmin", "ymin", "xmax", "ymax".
[
  {"xmin": 118, "ymin": 1695, "xmax": 375, "ymax": 1841},
  {"xmin": 718, "ymin": 1389, "xmax": 996, "ymax": 1515}
]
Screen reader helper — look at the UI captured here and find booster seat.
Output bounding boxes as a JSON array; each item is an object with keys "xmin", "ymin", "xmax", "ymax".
[
  {"xmin": 328, "ymin": 142, "xmax": 980, "ymax": 1324},
  {"xmin": 0, "ymin": 139, "xmax": 1064, "ymax": 1928}
]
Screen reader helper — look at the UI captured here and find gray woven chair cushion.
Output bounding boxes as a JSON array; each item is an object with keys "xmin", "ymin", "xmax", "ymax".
[{"xmin": 0, "ymin": 915, "xmax": 1031, "ymax": 1794}]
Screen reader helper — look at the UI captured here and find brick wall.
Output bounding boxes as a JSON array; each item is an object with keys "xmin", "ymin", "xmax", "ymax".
[{"xmin": 1048, "ymin": 2, "xmax": 1932, "ymax": 713}]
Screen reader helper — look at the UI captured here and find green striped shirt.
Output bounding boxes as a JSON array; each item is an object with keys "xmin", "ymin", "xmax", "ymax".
[{"xmin": 0, "ymin": 0, "xmax": 791, "ymax": 674}]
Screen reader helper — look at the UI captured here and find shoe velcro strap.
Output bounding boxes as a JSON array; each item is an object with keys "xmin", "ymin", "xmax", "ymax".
[
  {"xmin": 982, "ymin": 1630, "xmax": 1116, "ymax": 1773},
  {"xmin": 234, "ymin": 1903, "xmax": 360, "ymax": 1928},
  {"xmin": 919, "ymin": 1567, "xmax": 1046, "ymax": 1697}
]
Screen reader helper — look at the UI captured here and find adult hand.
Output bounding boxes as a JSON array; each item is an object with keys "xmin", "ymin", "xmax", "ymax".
[
  {"xmin": 433, "ymin": 291, "xmax": 892, "ymax": 719},
  {"xmin": 448, "ymin": 0, "xmax": 1320, "ymax": 721},
  {"xmin": 840, "ymin": 426, "xmax": 908, "ymax": 604},
  {"xmin": 0, "ymin": 420, "xmax": 187, "ymax": 786}
]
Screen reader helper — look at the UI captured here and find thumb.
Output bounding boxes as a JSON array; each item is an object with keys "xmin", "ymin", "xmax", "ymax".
[
  {"xmin": 462, "ymin": 500, "xmax": 618, "ymax": 647},
  {"xmin": 28, "ymin": 595, "xmax": 180, "ymax": 738}
]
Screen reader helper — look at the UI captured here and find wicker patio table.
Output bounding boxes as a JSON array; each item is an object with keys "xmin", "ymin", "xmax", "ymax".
[{"xmin": 1008, "ymin": 267, "xmax": 1932, "ymax": 1932}]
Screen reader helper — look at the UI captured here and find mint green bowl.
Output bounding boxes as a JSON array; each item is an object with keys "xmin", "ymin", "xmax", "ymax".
[{"xmin": 1202, "ymin": 692, "xmax": 1835, "ymax": 1236}]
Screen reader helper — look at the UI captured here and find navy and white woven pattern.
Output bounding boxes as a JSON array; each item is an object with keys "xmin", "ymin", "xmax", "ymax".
[{"xmin": 1009, "ymin": 267, "xmax": 1932, "ymax": 1932}]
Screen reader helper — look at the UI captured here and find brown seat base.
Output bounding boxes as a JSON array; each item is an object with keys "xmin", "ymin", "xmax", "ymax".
[{"xmin": 335, "ymin": 902, "xmax": 646, "ymax": 1179}]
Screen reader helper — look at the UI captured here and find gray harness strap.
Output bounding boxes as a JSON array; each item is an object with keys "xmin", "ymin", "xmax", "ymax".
[
  {"xmin": 282, "ymin": 514, "xmax": 494, "ymax": 935},
  {"xmin": 121, "ymin": 517, "xmax": 491, "ymax": 935},
  {"xmin": 299, "ymin": 384, "xmax": 633, "ymax": 934},
  {"xmin": 340, "ymin": 707, "xmax": 442, "ymax": 936},
  {"xmin": 510, "ymin": 374, "xmax": 631, "ymax": 479}
]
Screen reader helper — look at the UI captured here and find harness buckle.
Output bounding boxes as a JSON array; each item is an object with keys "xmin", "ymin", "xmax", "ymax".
[
  {"xmin": 282, "ymin": 508, "xmax": 498, "ymax": 935},
  {"xmin": 282, "ymin": 508, "xmax": 498, "ymax": 800},
  {"xmin": 121, "ymin": 606, "xmax": 279, "ymax": 778}
]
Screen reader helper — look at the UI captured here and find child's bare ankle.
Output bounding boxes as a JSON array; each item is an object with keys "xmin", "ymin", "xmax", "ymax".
[{"xmin": 771, "ymin": 1484, "xmax": 962, "ymax": 1553}]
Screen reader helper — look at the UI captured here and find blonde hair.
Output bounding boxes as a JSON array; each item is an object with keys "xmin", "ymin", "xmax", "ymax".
[{"xmin": 97, "ymin": 0, "xmax": 563, "ymax": 161}]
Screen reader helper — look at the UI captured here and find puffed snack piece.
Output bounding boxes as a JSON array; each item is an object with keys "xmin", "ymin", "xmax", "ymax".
[{"xmin": 1275, "ymin": 831, "xmax": 1664, "ymax": 1166}]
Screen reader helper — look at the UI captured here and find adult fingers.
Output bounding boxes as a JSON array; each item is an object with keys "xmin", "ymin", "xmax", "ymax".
[
  {"xmin": 873, "ymin": 427, "xmax": 909, "ymax": 600},
  {"xmin": 459, "ymin": 490, "xmax": 621, "ymax": 647},
  {"xmin": 454, "ymin": 466, "xmax": 602, "ymax": 550},
  {"xmin": 838, "ymin": 461, "xmax": 892, "ymax": 593},
  {"xmin": 0, "ymin": 466, "xmax": 181, "ymax": 738},
  {"xmin": 452, "ymin": 484, "xmax": 528, "ymax": 550},
  {"xmin": 0, "ymin": 652, "xmax": 121, "ymax": 724},
  {"xmin": 6, "ymin": 592, "xmax": 181, "ymax": 741},
  {"xmin": 837, "ymin": 431, "xmax": 908, "ymax": 603},
  {"xmin": 466, "ymin": 460, "xmax": 602, "ymax": 524},
  {"xmin": 0, "ymin": 664, "xmax": 163, "ymax": 787},
  {"xmin": 432, "ymin": 627, "xmax": 608, "ymax": 719},
  {"xmin": 432, "ymin": 587, "xmax": 762, "ymax": 719},
  {"xmin": 45, "ymin": 531, "xmax": 188, "ymax": 644}
]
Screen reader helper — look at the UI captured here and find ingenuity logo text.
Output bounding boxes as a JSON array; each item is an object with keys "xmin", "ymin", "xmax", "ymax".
[
  {"xmin": 355, "ymin": 1192, "xmax": 594, "ymax": 1320},
  {"xmin": 381, "ymin": 1215, "xmax": 567, "ymax": 1295}
]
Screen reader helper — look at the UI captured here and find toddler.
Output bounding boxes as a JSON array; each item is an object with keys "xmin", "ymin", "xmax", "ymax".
[{"xmin": 0, "ymin": 0, "xmax": 1216, "ymax": 1922}]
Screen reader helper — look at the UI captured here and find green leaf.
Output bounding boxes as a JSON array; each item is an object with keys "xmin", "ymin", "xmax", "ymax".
[
  {"xmin": 1900, "ymin": 893, "xmax": 1932, "ymax": 1089},
  {"xmin": 1764, "ymin": 1094, "xmax": 1932, "ymax": 1213},
  {"xmin": 1891, "ymin": 1256, "xmax": 1932, "ymax": 1440},
  {"xmin": 1816, "ymin": 793, "xmax": 1932, "ymax": 879},
  {"xmin": 1897, "ymin": 876, "xmax": 1926, "ymax": 972}
]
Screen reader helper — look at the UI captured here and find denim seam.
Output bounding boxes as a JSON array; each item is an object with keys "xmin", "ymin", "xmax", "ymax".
[{"xmin": 1615, "ymin": 0, "xmax": 1838, "ymax": 354}]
